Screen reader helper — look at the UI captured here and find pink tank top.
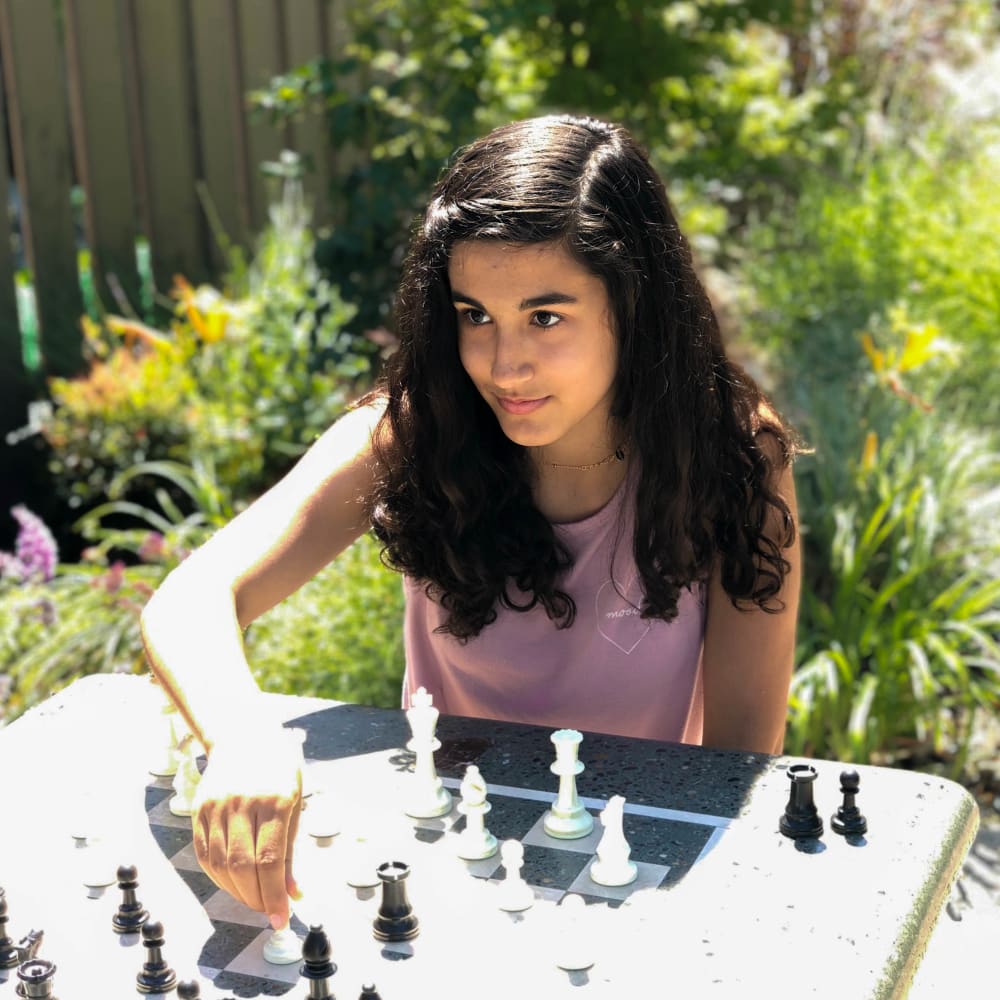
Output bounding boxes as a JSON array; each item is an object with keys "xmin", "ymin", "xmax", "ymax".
[{"xmin": 402, "ymin": 474, "xmax": 706, "ymax": 743}]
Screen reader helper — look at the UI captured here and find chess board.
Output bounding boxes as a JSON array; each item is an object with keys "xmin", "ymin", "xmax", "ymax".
[{"xmin": 137, "ymin": 733, "xmax": 733, "ymax": 998}]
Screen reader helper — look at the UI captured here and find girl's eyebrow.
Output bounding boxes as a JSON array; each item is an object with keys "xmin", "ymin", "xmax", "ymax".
[{"xmin": 451, "ymin": 291, "xmax": 579, "ymax": 311}]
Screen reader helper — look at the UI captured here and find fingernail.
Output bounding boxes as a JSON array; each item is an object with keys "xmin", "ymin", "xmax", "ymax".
[{"xmin": 269, "ymin": 913, "xmax": 284, "ymax": 930}]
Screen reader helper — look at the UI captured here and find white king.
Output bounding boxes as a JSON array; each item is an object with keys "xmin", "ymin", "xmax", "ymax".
[{"xmin": 404, "ymin": 687, "xmax": 453, "ymax": 819}]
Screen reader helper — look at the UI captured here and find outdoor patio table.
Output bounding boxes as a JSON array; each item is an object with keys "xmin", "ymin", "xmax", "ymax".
[{"xmin": 0, "ymin": 674, "xmax": 979, "ymax": 999}]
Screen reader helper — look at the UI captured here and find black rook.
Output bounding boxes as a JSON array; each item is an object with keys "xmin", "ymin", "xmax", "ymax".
[
  {"xmin": 372, "ymin": 861, "xmax": 419, "ymax": 942},
  {"xmin": 779, "ymin": 763, "xmax": 824, "ymax": 839}
]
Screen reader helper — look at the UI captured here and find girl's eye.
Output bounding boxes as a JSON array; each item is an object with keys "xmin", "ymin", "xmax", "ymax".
[
  {"xmin": 459, "ymin": 308, "xmax": 490, "ymax": 326},
  {"xmin": 533, "ymin": 310, "xmax": 562, "ymax": 329}
]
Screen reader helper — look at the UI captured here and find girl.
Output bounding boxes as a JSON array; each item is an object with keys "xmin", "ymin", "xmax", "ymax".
[{"xmin": 141, "ymin": 114, "xmax": 801, "ymax": 931}]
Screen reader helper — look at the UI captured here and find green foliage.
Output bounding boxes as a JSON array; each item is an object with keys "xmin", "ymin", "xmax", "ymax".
[
  {"xmin": 253, "ymin": 0, "xmax": 552, "ymax": 332},
  {"xmin": 787, "ymin": 411, "xmax": 1000, "ymax": 773},
  {"xmin": 764, "ymin": 287, "xmax": 1000, "ymax": 770},
  {"xmin": 0, "ymin": 562, "xmax": 157, "ymax": 721},
  {"xmin": 745, "ymin": 130, "xmax": 1000, "ymax": 429},
  {"xmin": 244, "ymin": 534, "xmax": 405, "ymax": 710},
  {"xmin": 254, "ymin": 2, "xmax": 995, "ymax": 328},
  {"xmin": 0, "ymin": 459, "xmax": 231, "ymax": 723},
  {"xmin": 41, "ymin": 165, "xmax": 375, "ymax": 512}
]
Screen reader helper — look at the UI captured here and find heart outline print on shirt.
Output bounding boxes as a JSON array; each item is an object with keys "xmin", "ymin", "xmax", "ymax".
[{"xmin": 596, "ymin": 573, "xmax": 651, "ymax": 654}]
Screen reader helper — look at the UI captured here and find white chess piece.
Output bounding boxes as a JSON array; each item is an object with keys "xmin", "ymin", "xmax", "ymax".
[
  {"xmin": 554, "ymin": 893, "xmax": 595, "ymax": 971},
  {"xmin": 496, "ymin": 839, "xmax": 534, "ymax": 911},
  {"xmin": 589, "ymin": 795, "xmax": 638, "ymax": 886},
  {"xmin": 344, "ymin": 834, "xmax": 381, "ymax": 888},
  {"xmin": 456, "ymin": 765, "xmax": 499, "ymax": 860},
  {"xmin": 76, "ymin": 831, "xmax": 117, "ymax": 888},
  {"xmin": 262, "ymin": 923, "xmax": 301, "ymax": 964},
  {"xmin": 304, "ymin": 789, "xmax": 340, "ymax": 842},
  {"xmin": 542, "ymin": 729, "xmax": 594, "ymax": 839},
  {"xmin": 404, "ymin": 687, "xmax": 453, "ymax": 819},
  {"xmin": 148, "ymin": 685, "xmax": 186, "ymax": 777},
  {"xmin": 169, "ymin": 734, "xmax": 202, "ymax": 817}
]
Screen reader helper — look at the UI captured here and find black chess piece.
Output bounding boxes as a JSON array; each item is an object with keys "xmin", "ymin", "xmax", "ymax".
[
  {"xmin": 0, "ymin": 888, "xmax": 18, "ymax": 969},
  {"xmin": 372, "ymin": 861, "xmax": 419, "ymax": 942},
  {"xmin": 300, "ymin": 925, "xmax": 337, "ymax": 999},
  {"xmin": 112, "ymin": 865, "xmax": 149, "ymax": 933},
  {"xmin": 16, "ymin": 958, "xmax": 57, "ymax": 999},
  {"xmin": 779, "ymin": 764, "xmax": 824, "ymax": 839},
  {"xmin": 359, "ymin": 985, "xmax": 383, "ymax": 999},
  {"xmin": 177, "ymin": 981, "xmax": 201, "ymax": 1000},
  {"xmin": 135, "ymin": 920, "xmax": 177, "ymax": 994},
  {"xmin": 831, "ymin": 769, "xmax": 868, "ymax": 836}
]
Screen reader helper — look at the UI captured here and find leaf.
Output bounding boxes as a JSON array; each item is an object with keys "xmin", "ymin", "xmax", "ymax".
[{"xmin": 848, "ymin": 674, "xmax": 878, "ymax": 758}]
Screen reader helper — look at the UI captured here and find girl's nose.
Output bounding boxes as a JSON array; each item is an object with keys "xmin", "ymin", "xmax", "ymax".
[{"xmin": 491, "ymin": 330, "xmax": 532, "ymax": 387}]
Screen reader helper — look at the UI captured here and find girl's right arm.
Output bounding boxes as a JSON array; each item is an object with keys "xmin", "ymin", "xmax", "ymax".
[{"xmin": 139, "ymin": 399, "xmax": 385, "ymax": 927}]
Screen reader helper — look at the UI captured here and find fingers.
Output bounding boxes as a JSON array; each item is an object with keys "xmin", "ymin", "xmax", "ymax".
[
  {"xmin": 193, "ymin": 793, "xmax": 299, "ymax": 921},
  {"xmin": 285, "ymin": 796, "xmax": 303, "ymax": 902},
  {"xmin": 256, "ymin": 797, "xmax": 299, "ymax": 928}
]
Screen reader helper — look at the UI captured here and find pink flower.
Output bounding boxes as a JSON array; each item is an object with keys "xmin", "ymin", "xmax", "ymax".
[
  {"xmin": 102, "ymin": 561, "xmax": 126, "ymax": 594},
  {"xmin": 1, "ymin": 506, "xmax": 58, "ymax": 582},
  {"xmin": 137, "ymin": 532, "xmax": 165, "ymax": 563}
]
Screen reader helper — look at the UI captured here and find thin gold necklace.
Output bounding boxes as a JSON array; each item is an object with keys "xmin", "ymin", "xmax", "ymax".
[{"xmin": 545, "ymin": 446, "xmax": 627, "ymax": 471}]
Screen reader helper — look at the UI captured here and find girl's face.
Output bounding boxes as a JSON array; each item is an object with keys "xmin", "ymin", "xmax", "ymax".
[{"xmin": 449, "ymin": 241, "xmax": 619, "ymax": 464}]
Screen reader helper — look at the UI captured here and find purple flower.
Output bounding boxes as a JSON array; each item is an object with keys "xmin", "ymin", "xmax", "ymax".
[
  {"xmin": 9, "ymin": 506, "xmax": 59, "ymax": 582},
  {"xmin": 0, "ymin": 550, "xmax": 25, "ymax": 581}
]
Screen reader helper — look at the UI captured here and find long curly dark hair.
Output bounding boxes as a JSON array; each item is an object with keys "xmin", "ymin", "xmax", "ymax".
[{"xmin": 363, "ymin": 115, "xmax": 797, "ymax": 641}]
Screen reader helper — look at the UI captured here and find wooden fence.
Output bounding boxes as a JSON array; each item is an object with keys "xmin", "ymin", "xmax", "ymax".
[{"xmin": 0, "ymin": 0, "xmax": 348, "ymax": 440}]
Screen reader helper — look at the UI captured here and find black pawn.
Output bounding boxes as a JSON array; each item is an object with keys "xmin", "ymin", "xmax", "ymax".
[
  {"xmin": 779, "ymin": 764, "xmax": 824, "ymax": 839},
  {"xmin": 16, "ymin": 958, "xmax": 57, "ymax": 1000},
  {"xmin": 359, "ymin": 986, "xmax": 383, "ymax": 1000},
  {"xmin": 831, "ymin": 769, "xmax": 868, "ymax": 836},
  {"xmin": 177, "ymin": 982, "xmax": 201, "ymax": 1000},
  {"xmin": 135, "ymin": 920, "xmax": 177, "ymax": 994},
  {"xmin": 300, "ymin": 925, "xmax": 337, "ymax": 999},
  {"xmin": 372, "ymin": 861, "xmax": 419, "ymax": 942},
  {"xmin": 112, "ymin": 865, "xmax": 149, "ymax": 934},
  {"xmin": 0, "ymin": 888, "xmax": 18, "ymax": 969}
]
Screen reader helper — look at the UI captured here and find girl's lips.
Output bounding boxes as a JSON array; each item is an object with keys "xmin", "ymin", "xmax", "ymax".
[{"xmin": 496, "ymin": 396, "xmax": 548, "ymax": 415}]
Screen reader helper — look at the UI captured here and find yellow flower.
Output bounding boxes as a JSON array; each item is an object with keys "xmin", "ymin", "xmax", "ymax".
[
  {"xmin": 172, "ymin": 275, "xmax": 229, "ymax": 343},
  {"xmin": 105, "ymin": 316, "xmax": 177, "ymax": 357},
  {"xmin": 897, "ymin": 321, "xmax": 943, "ymax": 373},
  {"xmin": 860, "ymin": 431, "xmax": 878, "ymax": 472},
  {"xmin": 860, "ymin": 332, "xmax": 884, "ymax": 373}
]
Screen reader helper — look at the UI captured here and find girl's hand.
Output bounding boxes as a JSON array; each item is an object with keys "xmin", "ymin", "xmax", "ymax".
[{"xmin": 190, "ymin": 728, "xmax": 304, "ymax": 930}]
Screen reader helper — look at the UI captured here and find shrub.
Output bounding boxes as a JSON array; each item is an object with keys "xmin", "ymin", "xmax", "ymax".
[
  {"xmin": 783, "ymin": 308, "xmax": 1000, "ymax": 772},
  {"xmin": 743, "ymin": 127, "xmax": 1000, "ymax": 430},
  {"xmin": 0, "ymin": 461, "xmax": 229, "ymax": 724},
  {"xmin": 246, "ymin": 533, "xmax": 405, "ymax": 709},
  {"xmin": 41, "ymin": 163, "xmax": 376, "ymax": 513}
]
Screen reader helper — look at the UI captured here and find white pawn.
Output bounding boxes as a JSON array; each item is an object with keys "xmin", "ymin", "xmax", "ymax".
[
  {"xmin": 555, "ymin": 894, "xmax": 594, "ymax": 971},
  {"xmin": 496, "ymin": 839, "xmax": 534, "ymax": 912},
  {"xmin": 169, "ymin": 734, "xmax": 202, "ymax": 817},
  {"xmin": 344, "ymin": 834, "xmax": 381, "ymax": 889},
  {"xmin": 589, "ymin": 795, "xmax": 638, "ymax": 887},
  {"xmin": 542, "ymin": 729, "xmax": 594, "ymax": 839},
  {"xmin": 77, "ymin": 832, "xmax": 117, "ymax": 888},
  {"xmin": 404, "ymin": 687, "xmax": 452, "ymax": 819},
  {"xmin": 262, "ymin": 923, "xmax": 301, "ymax": 965},
  {"xmin": 456, "ymin": 765, "xmax": 499, "ymax": 860},
  {"xmin": 304, "ymin": 790, "xmax": 340, "ymax": 842}
]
